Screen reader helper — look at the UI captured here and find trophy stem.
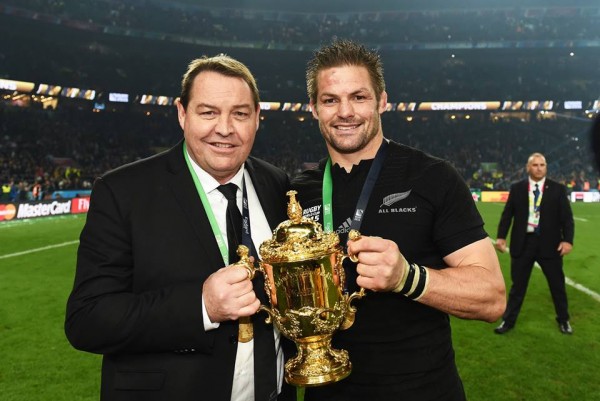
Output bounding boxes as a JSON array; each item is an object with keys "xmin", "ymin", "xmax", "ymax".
[{"xmin": 285, "ymin": 334, "xmax": 352, "ymax": 387}]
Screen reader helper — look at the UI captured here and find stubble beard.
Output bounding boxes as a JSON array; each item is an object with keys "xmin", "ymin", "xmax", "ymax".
[{"xmin": 320, "ymin": 115, "xmax": 381, "ymax": 155}]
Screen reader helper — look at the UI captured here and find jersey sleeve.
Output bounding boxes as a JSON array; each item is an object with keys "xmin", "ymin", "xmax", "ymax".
[{"xmin": 431, "ymin": 161, "xmax": 487, "ymax": 257}]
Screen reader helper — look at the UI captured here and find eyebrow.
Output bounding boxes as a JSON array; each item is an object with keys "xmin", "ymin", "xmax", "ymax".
[
  {"xmin": 320, "ymin": 88, "xmax": 372, "ymax": 98},
  {"xmin": 194, "ymin": 103, "xmax": 253, "ymax": 110}
]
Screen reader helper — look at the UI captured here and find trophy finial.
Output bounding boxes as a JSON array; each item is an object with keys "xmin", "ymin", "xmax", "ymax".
[
  {"xmin": 286, "ymin": 190, "xmax": 302, "ymax": 224},
  {"xmin": 263, "ymin": 189, "xmax": 339, "ymax": 262}
]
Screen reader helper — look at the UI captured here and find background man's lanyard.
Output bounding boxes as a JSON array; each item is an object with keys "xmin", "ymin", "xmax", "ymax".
[
  {"xmin": 183, "ymin": 144, "xmax": 256, "ymax": 264},
  {"xmin": 322, "ymin": 140, "xmax": 389, "ymax": 233},
  {"xmin": 528, "ymin": 182, "xmax": 543, "ymax": 212}
]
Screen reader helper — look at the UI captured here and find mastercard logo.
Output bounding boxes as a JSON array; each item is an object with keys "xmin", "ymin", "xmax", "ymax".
[{"xmin": 0, "ymin": 203, "xmax": 17, "ymax": 221}]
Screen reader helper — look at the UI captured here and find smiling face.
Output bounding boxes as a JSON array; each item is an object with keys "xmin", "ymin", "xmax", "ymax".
[
  {"xmin": 310, "ymin": 65, "xmax": 387, "ymax": 166},
  {"xmin": 177, "ymin": 70, "xmax": 259, "ymax": 183}
]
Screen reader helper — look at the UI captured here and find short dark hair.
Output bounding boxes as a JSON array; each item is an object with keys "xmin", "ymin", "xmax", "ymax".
[
  {"xmin": 306, "ymin": 39, "xmax": 385, "ymax": 104},
  {"xmin": 179, "ymin": 54, "xmax": 260, "ymax": 109}
]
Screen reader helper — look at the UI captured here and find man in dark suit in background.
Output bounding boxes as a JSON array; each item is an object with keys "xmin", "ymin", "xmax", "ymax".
[
  {"xmin": 65, "ymin": 54, "xmax": 290, "ymax": 401},
  {"xmin": 495, "ymin": 152, "xmax": 575, "ymax": 335},
  {"xmin": 592, "ymin": 114, "xmax": 600, "ymax": 172}
]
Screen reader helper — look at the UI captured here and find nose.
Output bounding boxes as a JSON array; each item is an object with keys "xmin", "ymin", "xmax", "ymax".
[
  {"xmin": 215, "ymin": 114, "xmax": 233, "ymax": 136},
  {"xmin": 337, "ymin": 99, "xmax": 355, "ymax": 119}
]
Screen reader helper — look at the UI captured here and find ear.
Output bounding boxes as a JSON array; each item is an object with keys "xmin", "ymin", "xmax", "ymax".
[
  {"xmin": 176, "ymin": 99, "xmax": 186, "ymax": 130},
  {"xmin": 310, "ymin": 101, "xmax": 318, "ymax": 120},
  {"xmin": 255, "ymin": 105, "xmax": 261, "ymax": 131},
  {"xmin": 378, "ymin": 91, "xmax": 388, "ymax": 114}
]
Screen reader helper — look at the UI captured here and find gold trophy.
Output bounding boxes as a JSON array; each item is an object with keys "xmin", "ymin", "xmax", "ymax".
[{"xmin": 238, "ymin": 190, "xmax": 365, "ymax": 387}]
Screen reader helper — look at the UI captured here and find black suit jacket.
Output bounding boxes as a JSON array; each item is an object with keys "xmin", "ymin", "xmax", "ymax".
[
  {"xmin": 65, "ymin": 141, "xmax": 289, "ymax": 401},
  {"xmin": 497, "ymin": 178, "xmax": 574, "ymax": 259}
]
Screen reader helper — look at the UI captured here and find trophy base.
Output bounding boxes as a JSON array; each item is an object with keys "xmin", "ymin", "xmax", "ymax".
[{"xmin": 285, "ymin": 334, "xmax": 352, "ymax": 387}]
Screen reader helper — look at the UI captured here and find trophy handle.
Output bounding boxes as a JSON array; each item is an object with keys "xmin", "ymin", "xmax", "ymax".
[
  {"xmin": 256, "ymin": 261, "xmax": 277, "ymax": 323},
  {"xmin": 258, "ymin": 304, "xmax": 275, "ymax": 324},
  {"xmin": 233, "ymin": 246, "xmax": 276, "ymax": 323},
  {"xmin": 339, "ymin": 229, "xmax": 367, "ymax": 330},
  {"xmin": 232, "ymin": 245, "xmax": 257, "ymax": 343},
  {"xmin": 234, "ymin": 247, "xmax": 276, "ymax": 326},
  {"xmin": 340, "ymin": 286, "xmax": 366, "ymax": 330}
]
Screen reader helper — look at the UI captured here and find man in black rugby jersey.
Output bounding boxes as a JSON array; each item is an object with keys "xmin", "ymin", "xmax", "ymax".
[{"xmin": 291, "ymin": 39, "xmax": 506, "ymax": 401}]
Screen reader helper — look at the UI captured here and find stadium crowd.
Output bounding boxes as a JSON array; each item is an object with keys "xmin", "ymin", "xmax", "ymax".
[
  {"xmin": 1, "ymin": 104, "xmax": 597, "ymax": 203},
  {"xmin": 1, "ymin": 0, "xmax": 600, "ymax": 102},
  {"xmin": 1, "ymin": 0, "xmax": 599, "ymax": 202},
  {"xmin": 2, "ymin": 0, "xmax": 600, "ymax": 45}
]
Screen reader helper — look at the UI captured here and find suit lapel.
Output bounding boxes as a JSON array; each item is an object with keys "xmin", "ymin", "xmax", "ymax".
[
  {"xmin": 539, "ymin": 179, "xmax": 553, "ymax": 210},
  {"xmin": 245, "ymin": 158, "xmax": 280, "ymax": 229},
  {"xmin": 166, "ymin": 141, "xmax": 224, "ymax": 269}
]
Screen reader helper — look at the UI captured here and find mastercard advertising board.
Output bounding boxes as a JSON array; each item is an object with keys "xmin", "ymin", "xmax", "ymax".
[
  {"xmin": 0, "ymin": 197, "xmax": 90, "ymax": 222},
  {"xmin": 0, "ymin": 203, "xmax": 17, "ymax": 221}
]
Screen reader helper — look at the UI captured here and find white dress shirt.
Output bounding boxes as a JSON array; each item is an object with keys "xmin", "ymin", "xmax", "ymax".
[
  {"xmin": 527, "ymin": 177, "xmax": 546, "ymax": 233},
  {"xmin": 187, "ymin": 152, "xmax": 284, "ymax": 401}
]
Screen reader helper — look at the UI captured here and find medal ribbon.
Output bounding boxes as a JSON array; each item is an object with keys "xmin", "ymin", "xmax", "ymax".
[
  {"xmin": 183, "ymin": 143, "xmax": 256, "ymax": 264},
  {"xmin": 322, "ymin": 139, "xmax": 389, "ymax": 233}
]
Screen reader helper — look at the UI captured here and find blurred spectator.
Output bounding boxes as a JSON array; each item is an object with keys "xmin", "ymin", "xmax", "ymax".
[
  {"xmin": 1, "ymin": 1, "xmax": 599, "ymax": 101},
  {"xmin": 1, "ymin": 103, "xmax": 596, "ymax": 201},
  {"xmin": 1, "ymin": 1, "xmax": 598, "ymax": 200}
]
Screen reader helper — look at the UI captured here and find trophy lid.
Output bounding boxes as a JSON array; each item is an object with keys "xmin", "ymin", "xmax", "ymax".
[{"xmin": 259, "ymin": 190, "xmax": 340, "ymax": 263}]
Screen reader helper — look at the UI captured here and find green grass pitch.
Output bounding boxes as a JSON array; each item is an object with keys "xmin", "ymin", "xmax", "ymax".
[{"xmin": 1, "ymin": 202, "xmax": 599, "ymax": 400}]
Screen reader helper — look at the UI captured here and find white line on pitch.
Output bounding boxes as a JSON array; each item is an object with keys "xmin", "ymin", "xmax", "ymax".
[
  {"xmin": 565, "ymin": 277, "xmax": 600, "ymax": 302},
  {"xmin": 491, "ymin": 238, "xmax": 600, "ymax": 303},
  {"xmin": 0, "ymin": 240, "xmax": 79, "ymax": 260}
]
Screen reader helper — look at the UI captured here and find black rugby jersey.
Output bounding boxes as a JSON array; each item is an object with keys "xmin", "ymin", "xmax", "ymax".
[{"xmin": 290, "ymin": 140, "xmax": 486, "ymax": 399}]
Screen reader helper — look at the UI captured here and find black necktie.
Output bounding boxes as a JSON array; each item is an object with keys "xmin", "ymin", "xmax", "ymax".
[
  {"xmin": 217, "ymin": 183, "xmax": 242, "ymax": 264},
  {"xmin": 533, "ymin": 183, "xmax": 541, "ymax": 234},
  {"xmin": 217, "ymin": 183, "xmax": 278, "ymax": 399}
]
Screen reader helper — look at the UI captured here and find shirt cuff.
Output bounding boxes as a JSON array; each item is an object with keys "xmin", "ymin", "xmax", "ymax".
[{"xmin": 202, "ymin": 295, "xmax": 220, "ymax": 331}]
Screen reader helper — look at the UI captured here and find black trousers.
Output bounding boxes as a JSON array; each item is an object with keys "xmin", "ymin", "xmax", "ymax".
[{"xmin": 503, "ymin": 234, "xmax": 570, "ymax": 325}]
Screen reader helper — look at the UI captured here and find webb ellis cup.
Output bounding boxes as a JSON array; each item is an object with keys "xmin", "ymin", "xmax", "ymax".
[{"xmin": 239, "ymin": 190, "xmax": 365, "ymax": 386}]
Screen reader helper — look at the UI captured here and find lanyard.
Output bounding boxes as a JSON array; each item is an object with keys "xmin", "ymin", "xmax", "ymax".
[
  {"xmin": 322, "ymin": 140, "xmax": 388, "ymax": 233},
  {"xmin": 183, "ymin": 144, "xmax": 255, "ymax": 265},
  {"xmin": 528, "ymin": 182, "xmax": 543, "ymax": 212},
  {"xmin": 240, "ymin": 180, "xmax": 258, "ymax": 259}
]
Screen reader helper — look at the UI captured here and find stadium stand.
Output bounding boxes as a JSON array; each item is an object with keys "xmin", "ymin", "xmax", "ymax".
[{"xmin": 1, "ymin": 0, "xmax": 599, "ymax": 201}]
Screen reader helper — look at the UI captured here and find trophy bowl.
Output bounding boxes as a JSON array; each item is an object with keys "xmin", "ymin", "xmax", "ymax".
[{"xmin": 255, "ymin": 190, "xmax": 365, "ymax": 387}]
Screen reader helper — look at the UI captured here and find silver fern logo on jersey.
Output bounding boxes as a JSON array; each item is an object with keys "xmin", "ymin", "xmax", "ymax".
[
  {"xmin": 381, "ymin": 190, "xmax": 412, "ymax": 207},
  {"xmin": 379, "ymin": 190, "xmax": 417, "ymax": 213}
]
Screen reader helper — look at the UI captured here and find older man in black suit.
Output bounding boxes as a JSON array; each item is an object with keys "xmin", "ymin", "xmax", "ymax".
[
  {"xmin": 65, "ymin": 55, "xmax": 291, "ymax": 401},
  {"xmin": 494, "ymin": 152, "xmax": 574, "ymax": 335}
]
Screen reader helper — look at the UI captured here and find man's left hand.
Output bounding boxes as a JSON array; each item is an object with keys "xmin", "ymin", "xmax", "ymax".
[{"xmin": 557, "ymin": 241, "xmax": 573, "ymax": 256}]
